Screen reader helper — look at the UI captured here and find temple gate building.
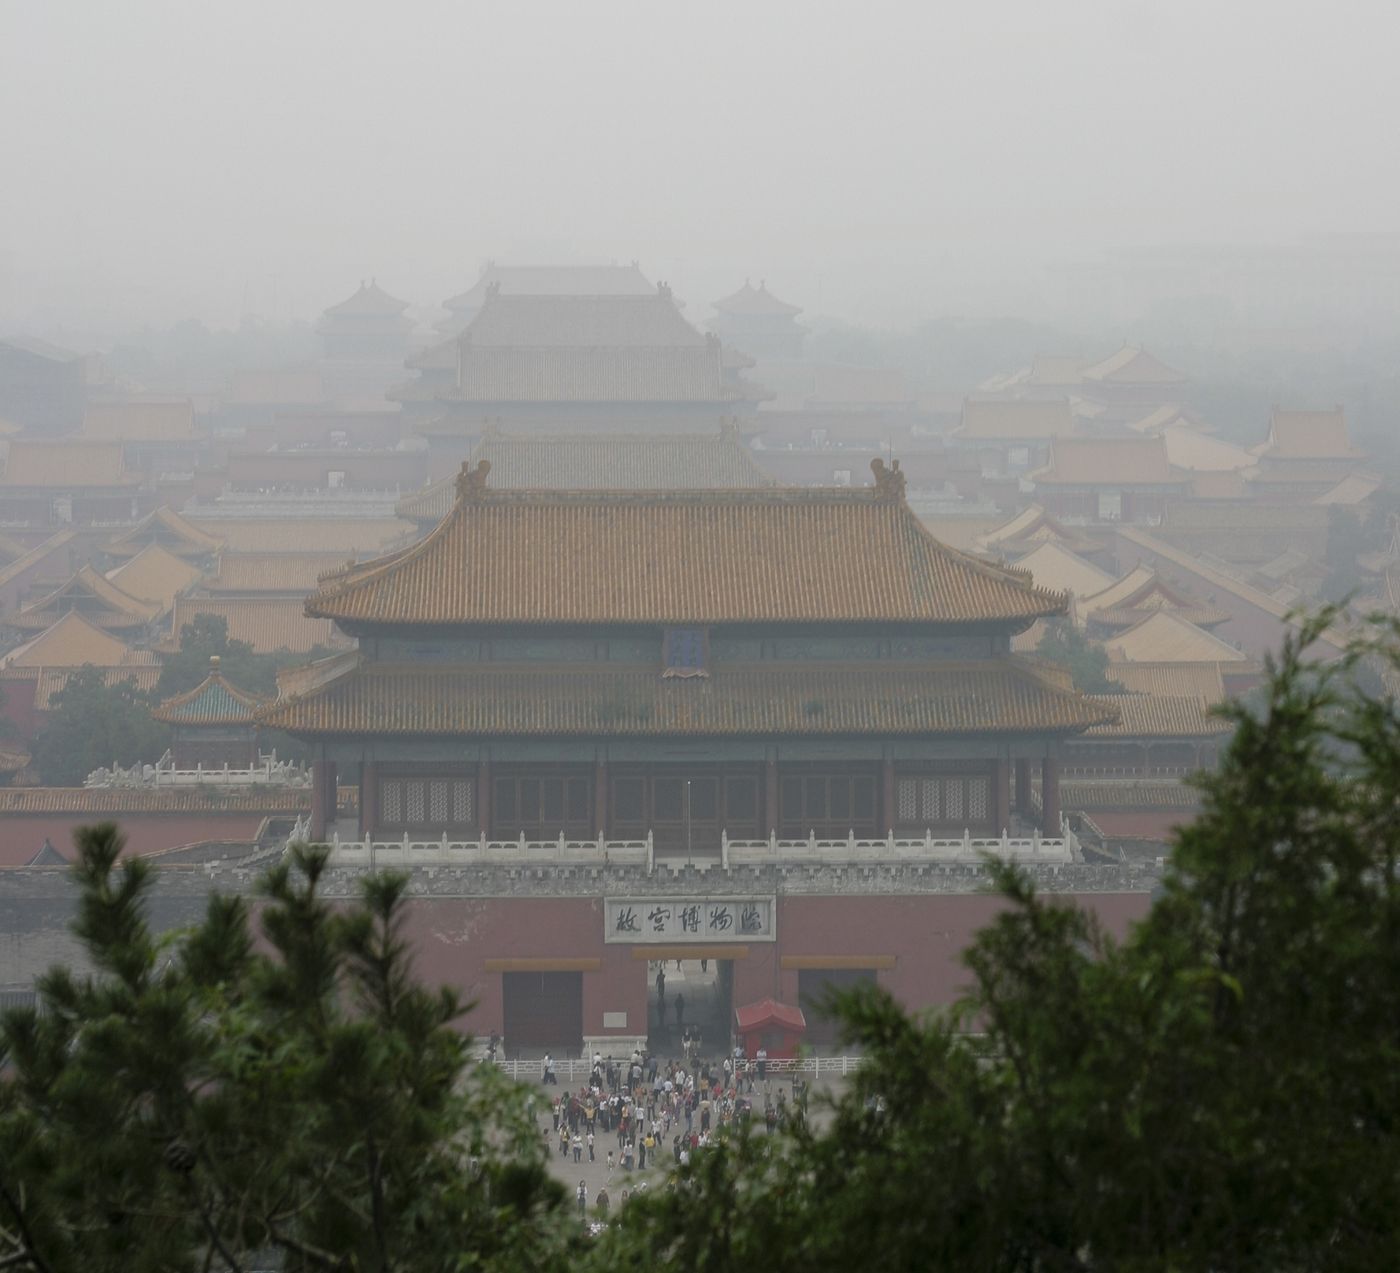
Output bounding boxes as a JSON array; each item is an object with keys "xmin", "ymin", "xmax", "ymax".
[{"xmin": 263, "ymin": 459, "xmax": 1126, "ymax": 1056}]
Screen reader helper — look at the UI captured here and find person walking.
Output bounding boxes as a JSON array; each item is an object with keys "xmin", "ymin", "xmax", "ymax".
[
  {"xmin": 587, "ymin": 1130, "xmax": 595, "ymax": 1162},
  {"xmin": 605, "ymin": 1149, "xmax": 615, "ymax": 1179},
  {"xmin": 576, "ymin": 1180, "xmax": 587, "ymax": 1219},
  {"xmin": 572, "ymin": 1130, "xmax": 583, "ymax": 1163},
  {"xmin": 655, "ymin": 966, "xmax": 666, "ymax": 1013},
  {"xmin": 596, "ymin": 1187, "xmax": 610, "ymax": 1218},
  {"xmin": 674, "ymin": 993, "xmax": 685, "ymax": 1029}
]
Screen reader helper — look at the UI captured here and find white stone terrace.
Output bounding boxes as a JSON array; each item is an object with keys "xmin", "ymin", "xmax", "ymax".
[{"xmin": 303, "ymin": 819, "xmax": 1079, "ymax": 872}]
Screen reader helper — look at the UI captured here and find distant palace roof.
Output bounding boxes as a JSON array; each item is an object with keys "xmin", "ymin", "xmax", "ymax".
[
  {"xmin": 1105, "ymin": 611, "xmax": 1247, "ymax": 664},
  {"xmin": 1015, "ymin": 542, "xmax": 1115, "ymax": 602},
  {"xmin": 106, "ymin": 544, "xmax": 206, "ymax": 607},
  {"xmin": 0, "ymin": 611, "xmax": 158, "ymax": 670},
  {"xmin": 443, "ymin": 263, "xmax": 656, "ymax": 316},
  {"xmin": 202, "ymin": 552, "xmax": 349, "ymax": 595},
  {"xmin": 321, "ymin": 279, "xmax": 411, "ymax": 319},
  {"xmin": 13, "ymin": 565, "xmax": 163, "ymax": 631},
  {"xmin": 1082, "ymin": 566, "xmax": 1230, "ymax": 630},
  {"xmin": 1254, "ymin": 407, "xmax": 1362, "ymax": 461},
  {"xmin": 152, "ymin": 659, "xmax": 267, "ymax": 726},
  {"xmin": 168, "ymin": 596, "xmax": 348, "ymax": 655},
  {"xmin": 81, "ymin": 398, "xmax": 199, "ymax": 442},
  {"xmin": 1034, "ymin": 436, "xmax": 1180, "ymax": 486},
  {"xmin": 976, "ymin": 505, "xmax": 1103, "ymax": 559},
  {"xmin": 955, "ymin": 399, "xmax": 1079, "ymax": 442},
  {"xmin": 309, "ymin": 461, "xmax": 1070, "ymax": 629},
  {"xmin": 711, "ymin": 280, "xmax": 802, "ymax": 317},
  {"xmin": 408, "ymin": 288, "xmax": 746, "ymax": 406},
  {"xmin": 103, "ymin": 507, "xmax": 226, "ymax": 559},
  {"xmin": 1, "ymin": 440, "xmax": 138, "ymax": 488},
  {"xmin": 1083, "ymin": 693, "xmax": 1231, "ymax": 739},
  {"xmin": 260, "ymin": 657, "xmax": 1114, "ymax": 738},
  {"xmin": 396, "ymin": 427, "xmax": 774, "ymax": 522},
  {"xmin": 1080, "ymin": 345, "xmax": 1188, "ymax": 386}
]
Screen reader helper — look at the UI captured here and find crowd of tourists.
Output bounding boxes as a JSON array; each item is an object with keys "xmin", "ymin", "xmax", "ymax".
[{"xmin": 540, "ymin": 1044, "xmax": 809, "ymax": 1220}]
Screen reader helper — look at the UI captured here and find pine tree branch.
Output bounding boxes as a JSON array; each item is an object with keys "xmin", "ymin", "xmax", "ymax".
[{"xmin": 0, "ymin": 1179, "xmax": 49, "ymax": 1273}]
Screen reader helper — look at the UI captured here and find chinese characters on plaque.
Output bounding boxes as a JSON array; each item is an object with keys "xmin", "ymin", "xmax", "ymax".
[{"xmin": 605, "ymin": 897, "xmax": 775, "ymax": 943}]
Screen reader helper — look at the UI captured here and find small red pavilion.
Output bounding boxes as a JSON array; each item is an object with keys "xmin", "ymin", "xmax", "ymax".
[{"xmin": 735, "ymin": 998, "xmax": 807, "ymax": 1060}]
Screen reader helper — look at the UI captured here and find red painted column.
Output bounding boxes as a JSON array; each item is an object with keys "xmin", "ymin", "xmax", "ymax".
[
  {"xmin": 1041, "ymin": 757, "xmax": 1061, "ymax": 833},
  {"xmin": 1014, "ymin": 759, "xmax": 1032, "ymax": 816},
  {"xmin": 360, "ymin": 759, "xmax": 377, "ymax": 839},
  {"xmin": 476, "ymin": 757, "xmax": 492, "ymax": 839},
  {"xmin": 310, "ymin": 757, "xmax": 327, "ymax": 841},
  {"xmin": 881, "ymin": 755, "xmax": 896, "ymax": 835},
  {"xmin": 765, "ymin": 754, "xmax": 779, "ymax": 838},
  {"xmin": 994, "ymin": 758, "xmax": 1010, "ymax": 833},
  {"xmin": 594, "ymin": 758, "xmax": 608, "ymax": 837}
]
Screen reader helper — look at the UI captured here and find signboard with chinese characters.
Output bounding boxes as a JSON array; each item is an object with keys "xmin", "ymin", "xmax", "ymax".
[{"xmin": 604, "ymin": 897, "xmax": 776, "ymax": 943}]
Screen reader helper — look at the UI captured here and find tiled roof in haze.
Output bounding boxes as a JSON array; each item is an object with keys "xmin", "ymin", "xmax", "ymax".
[
  {"xmin": 106, "ymin": 544, "xmax": 206, "ymax": 608},
  {"xmin": 1080, "ymin": 345, "xmax": 1188, "ymax": 385},
  {"xmin": 1256, "ymin": 407, "xmax": 1362, "ymax": 460},
  {"xmin": 443, "ymin": 263, "xmax": 656, "ymax": 314},
  {"xmin": 13, "ymin": 565, "xmax": 163, "ymax": 630},
  {"xmin": 463, "ymin": 290, "xmax": 705, "ymax": 348},
  {"xmin": 103, "ymin": 507, "xmax": 226, "ymax": 559},
  {"xmin": 1105, "ymin": 611, "xmax": 1248, "ymax": 663},
  {"xmin": 1083, "ymin": 693, "xmax": 1231, "ymax": 738},
  {"xmin": 261, "ymin": 659, "xmax": 1114, "ymax": 738},
  {"xmin": 956, "ymin": 398, "xmax": 1078, "ymax": 441},
  {"xmin": 81, "ymin": 398, "xmax": 198, "ymax": 442},
  {"xmin": 975, "ymin": 505, "xmax": 1103, "ymax": 558},
  {"xmin": 1015, "ymin": 542, "xmax": 1115, "ymax": 602},
  {"xmin": 1314, "ymin": 471, "xmax": 1384, "ymax": 505},
  {"xmin": 1, "ymin": 440, "xmax": 138, "ymax": 487},
  {"xmin": 395, "ymin": 428, "xmax": 774, "ymax": 521},
  {"xmin": 1104, "ymin": 661, "xmax": 1228, "ymax": 701},
  {"xmin": 1160, "ymin": 426, "xmax": 1255, "ymax": 472},
  {"xmin": 202, "ymin": 553, "xmax": 348, "ymax": 594},
  {"xmin": 0, "ymin": 788, "xmax": 309, "ymax": 814},
  {"xmin": 1083, "ymin": 567, "xmax": 1230, "ymax": 630},
  {"xmin": 309, "ymin": 465, "xmax": 1070, "ymax": 629},
  {"xmin": 184, "ymin": 518, "xmax": 412, "ymax": 555},
  {"xmin": 168, "ymin": 596, "xmax": 349, "ymax": 655},
  {"xmin": 711, "ymin": 280, "xmax": 802, "ymax": 317},
  {"xmin": 152, "ymin": 662, "xmax": 267, "ymax": 725},
  {"xmin": 0, "ymin": 611, "xmax": 156, "ymax": 669},
  {"xmin": 1034, "ymin": 436, "xmax": 1179, "ymax": 485},
  {"xmin": 321, "ymin": 280, "xmax": 410, "ymax": 318}
]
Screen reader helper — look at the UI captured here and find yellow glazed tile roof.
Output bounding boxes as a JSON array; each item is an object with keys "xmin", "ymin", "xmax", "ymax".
[{"xmin": 311, "ymin": 466, "xmax": 1069, "ymax": 629}]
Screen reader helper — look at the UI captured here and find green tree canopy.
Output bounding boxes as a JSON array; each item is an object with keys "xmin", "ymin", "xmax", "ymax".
[
  {"xmin": 597, "ymin": 612, "xmax": 1400, "ymax": 1270},
  {"xmin": 1034, "ymin": 615, "xmax": 1119, "ymax": 692},
  {"xmin": 0, "ymin": 835, "xmax": 571, "ymax": 1271},
  {"xmin": 32, "ymin": 666, "xmax": 171, "ymax": 785}
]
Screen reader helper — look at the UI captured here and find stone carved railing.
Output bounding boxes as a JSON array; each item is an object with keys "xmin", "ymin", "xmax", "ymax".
[
  {"xmin": 85, "ymin": 751, "xmax": 311, "ymax": 789},
  {"xmin": 307, "ymin": 821, "xmax": 1076, "ymax": 871}
]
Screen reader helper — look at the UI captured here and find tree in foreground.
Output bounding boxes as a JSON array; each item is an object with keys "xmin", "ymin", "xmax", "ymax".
[
  {"xmin": 0, "ymin": 839, "xmax": 570, "ymax": 1271},
  {"xmin": 597, "ymin": 611, "xmax": 1400, "ymax": 1271}
]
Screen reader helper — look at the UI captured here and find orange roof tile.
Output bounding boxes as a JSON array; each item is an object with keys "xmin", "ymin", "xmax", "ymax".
[
  {"xmin": 1258, "ymin": 407, "xmax": 1362, "ymax": 460},
  {"xmin": 712, "ymin": 280, "xmax": 802, "ymax": 317},
  {"xmin": 168, "ymin": 596, "xmax": 349, "ymax": 655},
  {"xmin": 0, "ymin": 612, "xmax": 151, "ymax": 669},
  {"xmin": 956, "ymin": 399, "xmax": 1078, "ymax": 441},
  {"xmin": 1104, "ymin": 662, "xmax": 1227, "ymax": 702},
  {"xmin": 187, "ymin": 518, "xmax": 413, "ymax": 555},
  {"xmin": 106, "ymin": 544, "xmax": 206, "ymax": 607},
  {"xmin": 203, "ymin": 553, "xmax": 348, "ymax": 594},
  {"xmin": 103, "ymin": 507, "xmax": 226, "ymax": 559},
  {"xmin": 1034, "ymin": 436, "xmax": 1179, "ymax": 486},
  {"xmin": 1015, "ymin": 542, "xmax": 1115, "ymax": 602},
  {"xmin": 81, "ymin": 398, "xmax": 198, "ymax": 442},
  {"xmin": 261, "ymin": 658, "xmax": 1115, "ymax": 738},
  {"xmin": 1, "ymin": 440, "xmax": 138, "ymax": 487},
  {"xmin": 1105, "ymin": 612, "xmax": 1247, "ymax": 663},
  {"xmin": 1081, "ymin": 346, "xmax": 1187, "ymax": 385},
  {"xmin": 1083, "ymin": 693, "xmax": 1230, "ymax": 738},
  {"xmin": 309, "ymin": 464, "xmax": 1069, "ymax": 629},
  {"xmin": 1083, "ymin": 567, "xmax": 1229, "ymax": 630},
  {"xmin": 15, "ymin": 566, "xmax": 162, "ymax": 631}
]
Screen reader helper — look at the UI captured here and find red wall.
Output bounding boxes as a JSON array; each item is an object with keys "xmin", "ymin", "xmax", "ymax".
[{"xmin": 397, "ymin": 891, "xmax": 1153, "ymax": 1046}]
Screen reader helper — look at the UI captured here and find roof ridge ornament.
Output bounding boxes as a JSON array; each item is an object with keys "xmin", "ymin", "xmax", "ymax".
[
  {"xmin": 870, "ymin": 457, "xmax": 906, "ymax": 502},
  {"xmin": 455, "ymin": 459, "xmax": 491, "ymax": 500}
]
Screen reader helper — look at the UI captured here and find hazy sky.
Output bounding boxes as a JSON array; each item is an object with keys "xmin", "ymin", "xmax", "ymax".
[{"xmin": 3, "ymin": 0, "xmax": 1398, "ymax": 334}]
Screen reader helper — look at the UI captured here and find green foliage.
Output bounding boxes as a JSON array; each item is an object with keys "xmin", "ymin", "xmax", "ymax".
[
  {"xmin": 0, "ymin": 829, "xmax": 571, "ymax": 1272},
  {"xmin": 32, "ymin": 665, "xmax": 170, "ymax": 784},
  {"xmin": 1035, "ymin": 616, "xmax": 1118, "ymax": 692},
  {"xmin": 596, "ymin": 610, "xmax": 1400, "ymax": 1270}
]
